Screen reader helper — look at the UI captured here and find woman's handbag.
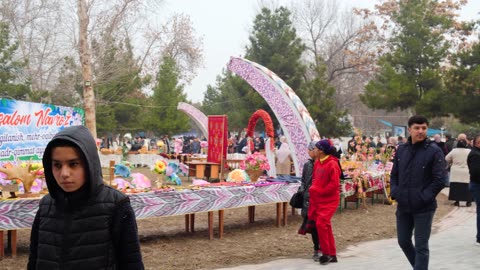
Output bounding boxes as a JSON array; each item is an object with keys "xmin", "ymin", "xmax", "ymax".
[{"xmin": 289, "ymin": 192, "xmax": 304, "ymax": 208}]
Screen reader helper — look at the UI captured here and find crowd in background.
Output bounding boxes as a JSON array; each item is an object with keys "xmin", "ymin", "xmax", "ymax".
[{"xmin": 98, "ymin": 132, "xmax": 207, "ymax": 155}]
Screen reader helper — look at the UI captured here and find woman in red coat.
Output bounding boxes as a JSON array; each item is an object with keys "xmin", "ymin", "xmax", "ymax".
[{"xmin": 308, "ymin": 139, "xmax": 341, "ymax": 265}]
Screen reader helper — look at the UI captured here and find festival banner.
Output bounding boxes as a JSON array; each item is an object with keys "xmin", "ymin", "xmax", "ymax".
[
  {"xmin": 207, "ymin": 115, "xmax": 228, "ymax": 164},
  {"xmin": 0, "ymin": 99, "xmax": 84, "ymax": 162}
]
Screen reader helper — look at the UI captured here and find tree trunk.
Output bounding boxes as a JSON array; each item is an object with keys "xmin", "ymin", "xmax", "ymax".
[{"xmin": 77, "ymin": 0, "xmax": 97, "ymax": 139}]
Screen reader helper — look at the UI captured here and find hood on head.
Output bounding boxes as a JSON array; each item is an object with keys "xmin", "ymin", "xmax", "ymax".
[{"xmin": 42, "ymin": 125, "xmax": 103, "ymax": 200}]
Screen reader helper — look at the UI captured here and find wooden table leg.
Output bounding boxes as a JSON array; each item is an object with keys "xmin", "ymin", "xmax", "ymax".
[
  {"xmin": 208, "ymin": 211, "xmax": 214, "ymax": 240},
  {"xmin": 248, "ymin": 206, "xmax": 255, "ymax": 223},
  {"xmin": 190, "ymin": 214, "xmax": 195, "ymax": 233},
  {"xmin": 185, "ymin": 214, "xmax": 190, "ymax": 232},
  {"xmin": 8, "ymin": 230, "xmax": 16, "ymax": 258},
  {"xmin": 276, "ymin": 203, "xmax": 281, "ymax": 227},
  {"xmin": 282, "ymin": 202, "xmax": 288, "ymax": 226},
  {"xmin": 185, "ymin": 214, "xmax": 195, "ymax": 233},
  {"xmin": 0, "ymin": 230, "xmax": 4, "ymax": 259},
  {"xmin": 218, "ymin": 210, "xmax": 224, "ymax": 239}
]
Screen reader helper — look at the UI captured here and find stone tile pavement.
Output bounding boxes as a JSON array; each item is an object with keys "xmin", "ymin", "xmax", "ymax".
[{"xmin": 217, "ymin": 190, "xmax": 479, "ymax": 270}]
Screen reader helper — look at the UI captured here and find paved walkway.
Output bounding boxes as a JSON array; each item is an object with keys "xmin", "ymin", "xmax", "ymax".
[{"xmin": 217, "ymin": 190, "xmax": 479, "ymax": 270}]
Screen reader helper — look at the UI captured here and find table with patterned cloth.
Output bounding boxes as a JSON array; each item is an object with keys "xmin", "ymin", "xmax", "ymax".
[
  {"xmin": 98, "ymin": 153, "xmax": 123, "ymax": 168},
  {"xmin": 340, "ymin": 174, "xmax": 387, "ymax": 211},
  {"xmin": 98, "ymin": 153, "xmax": 174, "ymax": 168},
  {"xmin": 0, "ymin": 182, "xmax": 300, "ymax": 256}
]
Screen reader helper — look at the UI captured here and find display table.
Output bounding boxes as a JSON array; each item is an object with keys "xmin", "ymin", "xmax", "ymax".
[
  {"xmin": 340, "ymin": 174, "xmax": 387, "ymax": 211},
  {"xmin": 98, "ymin": 153, "xmax": 175, "ymax": 168},
  {"xmin": 0, "ymin": 182, "xmax": 299, "ymax": 256}
]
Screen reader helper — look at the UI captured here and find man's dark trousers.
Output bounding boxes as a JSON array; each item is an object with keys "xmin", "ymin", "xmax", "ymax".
[{"xmin": 396, "ymin": 209, "xmax": 435, "ymax": 270}]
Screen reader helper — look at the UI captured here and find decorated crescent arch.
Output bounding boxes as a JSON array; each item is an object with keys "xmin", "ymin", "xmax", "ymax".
[
  {"xmin": 228, "ymin": 57, "xmax": 320, "ymax": 176},
  {"xmin": 177, "ymin": 102, "xmax": 208, "ymax": 138}
]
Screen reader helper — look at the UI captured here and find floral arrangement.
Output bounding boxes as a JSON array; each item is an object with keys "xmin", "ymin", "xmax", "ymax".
[
  {"xmin": 240, "ymin": 152, "xmax": 270, "ymax": 171},
  {"xmin": 153, "ymin": 160, "xmax": 167, "ymax": 174},
  {"xmin": 376, "ymin": 146, "xmax": 396, "ymax": 164}
]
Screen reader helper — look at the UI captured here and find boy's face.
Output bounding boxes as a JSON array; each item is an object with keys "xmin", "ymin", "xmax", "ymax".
[
  {"xmin": 408, "ymin": 123, "xmax": 428, "ymax": 144},
  {"xmin": 51, "ymin": 146, "xmax": 86, "ymax": 193}
]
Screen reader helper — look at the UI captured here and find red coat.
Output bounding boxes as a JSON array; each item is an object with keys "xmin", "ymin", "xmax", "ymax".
[{"xmin": 309, "ymin": 155, "xmax": 341, "ymax": 206}]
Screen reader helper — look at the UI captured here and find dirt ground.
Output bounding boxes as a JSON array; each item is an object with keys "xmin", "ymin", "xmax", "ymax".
[{"xmin": 0, "ymin": 167, "xmax": 455, "ymax": 270}]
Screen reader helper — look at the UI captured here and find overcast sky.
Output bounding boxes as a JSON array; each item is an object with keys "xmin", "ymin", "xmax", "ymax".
[{"xmin": 161, "ymin": 0, "xmax": 480, "ymax": 103}]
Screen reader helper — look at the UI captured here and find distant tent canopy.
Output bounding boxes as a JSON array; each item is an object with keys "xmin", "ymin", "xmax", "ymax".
[{"xmin": 377, "ymin": 119, "xmax": 446, "ymax": 137}]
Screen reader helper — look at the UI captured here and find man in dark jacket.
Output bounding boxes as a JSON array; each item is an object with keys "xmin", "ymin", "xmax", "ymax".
[
  {"xmin": 28, "ymin": 126, "xmax": 144, "ymax": 270},
  {"xmin": 390, "ymin": 115, "xmax": 446, "ymax": 270}
]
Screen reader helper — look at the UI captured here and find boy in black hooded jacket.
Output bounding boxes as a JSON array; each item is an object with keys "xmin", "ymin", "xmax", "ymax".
[{"xmin": 28, "ymin": 125, "xmax": 144, "ymax": 270}]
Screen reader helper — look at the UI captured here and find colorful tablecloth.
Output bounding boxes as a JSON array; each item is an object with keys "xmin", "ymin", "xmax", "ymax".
[{"xmin": 0, "ymin": 182, "xmax": 300, "ymax": 230}]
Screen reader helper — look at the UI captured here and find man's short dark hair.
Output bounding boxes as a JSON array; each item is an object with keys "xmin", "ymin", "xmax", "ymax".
[{"xmin": 408, "ymin": 115, "xmax": 429, "ymax": 127}]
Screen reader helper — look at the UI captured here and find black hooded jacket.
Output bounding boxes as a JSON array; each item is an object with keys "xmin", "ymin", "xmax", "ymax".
[{"xmin": 28, "ymin": 126, "xmax": 144, "ymax": 270}]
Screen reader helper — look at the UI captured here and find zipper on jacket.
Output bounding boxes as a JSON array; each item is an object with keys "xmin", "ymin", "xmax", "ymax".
[{"xmin": 61, "ymin": 197, "xmax": 72, "ymax": 268}]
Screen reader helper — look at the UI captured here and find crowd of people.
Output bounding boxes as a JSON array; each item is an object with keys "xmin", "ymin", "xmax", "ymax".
[
  {"xmin": 99, "ymin": 132, "xmax": 207, "ymax": 155},
  {"xmin": 294, "ymin": 115, "xmax": 480, "ymax": 268},
  {"xmin": 30, "ymin": 117, "xmax": 480, "ymax": 269}
]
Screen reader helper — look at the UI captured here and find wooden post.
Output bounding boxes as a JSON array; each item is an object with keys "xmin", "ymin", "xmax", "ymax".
[
  {"xmin": 109, "ymin": 160, "xmax": 115, "ymax": 186},
  {"xmin": 276, "ymin": 203, "xmax": 281, "ymax": 227},
  {"xmin": 8, "ymin": 230, "xmax": 16, "ymax": 258},
  {"xmin": 282, "ymin": 202, "xmax": 288, "ymax": 226},
  {"xmin": 218, "ymin": 210, "xmax": 224, "ymax": 239},
  {"xmin": 248, "ymin": 206, "xmax": 255, "ymax": 223},
  {"xmin": 190, "ymin": 214, "xmax": 195, "ymax": 233},
  {"xmin": 185, "ymin": 215, "xmax": 190, "ymax": 232},
  {"xmin": 0, "ymin": 230, "xmax": 4, "ymax": 258},
  {"xmin": 208, "ymin": 211, "xmax": 214, "ymax": 240}
]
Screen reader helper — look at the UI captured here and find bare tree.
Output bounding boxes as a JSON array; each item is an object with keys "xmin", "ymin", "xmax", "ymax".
[
  {"xmin": 3, "ymin": 0, "xmax": 203, "ymax": 137},
  {"xmin": 140, "ymin": 13, "xmax": 204, "ymax": 85},
  {"xmin": 76, "ymin": 0, "xmax": 162, "ymax": 138},
  {"xmin": 77, "ymin": 0, "xmax": 97, "ymax": 137},
  {"xmin": 0, "ymin": 0, "xmax": 69, "ymax": 93},
  {"xmin": 291, "ymin": 0, "xmax": 402, "ymax": 134}
]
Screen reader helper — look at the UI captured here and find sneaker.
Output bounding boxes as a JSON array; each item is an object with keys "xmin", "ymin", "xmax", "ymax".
[
  {"xmin": 330, "ymin": 255, "xmax": 338, "ymax": 263},
  {"xmin": 319, "ymin": 255, "xmax": 334, "ymax": 265},
  {"xmin": 467, "ymin": 202, "xmax": 472, "ymax": 207},
  {"xmin": 476, "ymin": 241, "xmax": 480, "ymax": 246},
  {"xmin": 453, "ymin": 201, "xmax": 459, "ymax": 206},
  {"xmin": 312, "ymin": 251, "xmax": 320, "ymax": 261}
]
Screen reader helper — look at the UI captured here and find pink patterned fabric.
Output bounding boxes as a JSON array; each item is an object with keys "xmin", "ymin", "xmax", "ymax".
[
  {"xmin": 0, "ymin": 183, "xmax": 299, "ymax": 230},
  {"xmin": 0, "ymin": 178, "xmax": 387, "ymax": 230},
  {"xmin": 177, "ymin": 102, "xmax": 208, "ymax": 138}
]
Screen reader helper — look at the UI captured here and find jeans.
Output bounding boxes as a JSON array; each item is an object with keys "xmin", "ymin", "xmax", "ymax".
[
  {"xmin": 396, "ymin": 210, "xmax": 435, "ymax": 270},
  {"xmin": 469, "ymin": 182, "xmax": 480, "ymax": 242}
]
